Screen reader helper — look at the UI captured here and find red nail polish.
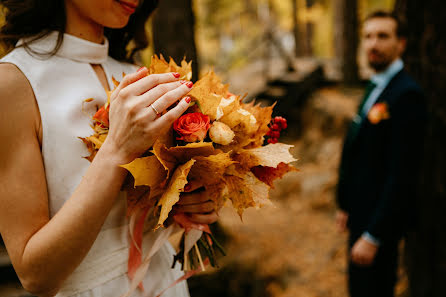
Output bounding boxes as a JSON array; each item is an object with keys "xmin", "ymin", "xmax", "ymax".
[
  {"xmin": 172, "ymin": 72, "xmax": 181, "ymax": 78},
  {"xmin": 184, "ymin": 184, "xmax": 191, "ymax": 191},
  {"xmin": 185, "ymin": 96, "xmax": 191, "ymax": 104},
  {"xmin": 186, "ymin": 81, "xmax": 194, "ymax": 88},
  {"xmin": 137, "ymin": 67, "xmax": 145, "ymax": 72}
]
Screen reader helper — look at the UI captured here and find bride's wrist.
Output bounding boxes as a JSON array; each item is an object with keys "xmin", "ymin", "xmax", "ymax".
[{"xmin": 96, "ymin": 140, "xmax": 134, "ymax": 167}]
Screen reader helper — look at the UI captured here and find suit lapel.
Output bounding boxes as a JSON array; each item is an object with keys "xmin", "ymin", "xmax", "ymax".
[{"xmin": 346, "ymin": 70, "xmax": 404, "ymax": 147}]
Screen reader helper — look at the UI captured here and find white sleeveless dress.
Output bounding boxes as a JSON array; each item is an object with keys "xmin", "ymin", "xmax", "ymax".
[{"xmin": 0, "ymin": 32, "xmax": 189, "ymax": 297}]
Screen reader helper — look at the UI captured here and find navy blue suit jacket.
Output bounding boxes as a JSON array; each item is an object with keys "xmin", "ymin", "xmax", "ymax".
[{"xmin": 337, "ymin": 69, "xmax": 426, "ymax": 242}]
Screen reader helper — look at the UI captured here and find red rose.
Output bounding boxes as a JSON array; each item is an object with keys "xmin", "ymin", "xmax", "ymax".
[{"xmin": 173, "ymin": 112, "xmax": 211, "ymax": 142}]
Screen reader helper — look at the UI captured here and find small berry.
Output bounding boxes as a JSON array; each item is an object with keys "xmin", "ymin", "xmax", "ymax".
[
  {"xmin": 271, "ymin": 131, "xmax": 280, "ymax": 138},
  {"xmin": 271, "ymin": 124, "xmax": 280, "ymax": 131},
  {"xmin": 274, "ymin": 116, "xmax": 284, "ymax": 124}
]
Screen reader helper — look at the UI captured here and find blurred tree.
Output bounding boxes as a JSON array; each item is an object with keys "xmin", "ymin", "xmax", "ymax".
[
  {"xmin": 152, "ymin": 0, "xmax": 199, "ymax": 81},
  {"xmin": 292, "ymin": 0, "xmax": 301, "ymax": 56},
  {"xmin": 334, "ymin": 0, "xmax": 359, "ymax": 84},
  {"xmin": 394, "ymin": 1, "xmax": 446, "ymax": 297}
]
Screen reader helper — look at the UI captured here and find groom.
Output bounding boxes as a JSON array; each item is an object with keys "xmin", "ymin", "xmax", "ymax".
[{"xmin": 336, "ymin": 11, "xmax": 426, "ymax": 297}]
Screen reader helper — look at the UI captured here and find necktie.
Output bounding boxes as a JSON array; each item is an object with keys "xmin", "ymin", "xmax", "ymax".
[
  {"xmin": 357, "ymin": 81, "xmax": 377, "ymax": 118},
  {"xmin": 345, "ymin": 81, "xmax": 377, "ymax": 146}
]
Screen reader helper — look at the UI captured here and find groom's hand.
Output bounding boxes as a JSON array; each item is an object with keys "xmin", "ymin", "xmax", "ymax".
[{"xmin": 351, "ymin": 237, "xmax": 378, "ymax": 266}]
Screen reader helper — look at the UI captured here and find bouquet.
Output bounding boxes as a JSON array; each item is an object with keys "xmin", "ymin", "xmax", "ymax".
[{"xmin": 81, "ymin": 55, "xmax": 298, "ymax": 296}]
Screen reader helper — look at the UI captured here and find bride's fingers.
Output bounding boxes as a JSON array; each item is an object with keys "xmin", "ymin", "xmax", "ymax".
[
  {"xmin": 132, "ymin": 81, "xmax": 183, "ymax": 110},
  {"xmin": 150, "ymin": 97, "xmax": 191, "ymax": 129},
  {"xmin": 183, "ymin": 180, "xmax": 204, "ymax": 193},
  {"xmin": 174, "ymin": 201, "xmax": 214, "ymax": 213},
  {"xmin": 177, "ymin": 191, "xmax": 210, "ymax": 205},
  {"xmin": 111, "ymin": 67, "xmax": 148, "ymax": 101},
  {"xmin": 149, "ymin": 83, "xmax": 193, "ymax": 115},
  {"xmin": 187, "ymin": 212, "xmax": 218, "ymax": 225},
  {"xmin": 122, "ymin": 72, "xmax": 181, "ymax": 97}
]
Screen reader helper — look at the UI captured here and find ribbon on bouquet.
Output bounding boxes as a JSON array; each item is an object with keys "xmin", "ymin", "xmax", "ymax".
[
  {"xmin": 152, "ymin": 258, "xmax": 210, "ymax": 297},
  {"xmin": 121, "ymin": 211, "xmax": 212, "ymax": 297},
  {"xmin": 120, "ymin": 207, "xmax": 177, "ymax": 297}
]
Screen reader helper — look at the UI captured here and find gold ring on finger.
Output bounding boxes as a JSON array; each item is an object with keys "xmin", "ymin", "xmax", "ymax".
[{"xmin": 150, "ymin": 104, "xmax": 160, "ymax": 116}]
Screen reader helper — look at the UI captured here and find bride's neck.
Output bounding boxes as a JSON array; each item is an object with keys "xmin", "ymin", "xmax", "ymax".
[{"xmin": 65, "ymin": 2, "xmax": 104, "ymax": 44}]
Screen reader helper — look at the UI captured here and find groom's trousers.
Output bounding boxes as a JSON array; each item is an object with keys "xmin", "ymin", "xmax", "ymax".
[{"xmin": 348, "ymin": 234, "xmax": 399, "ymax": 297}]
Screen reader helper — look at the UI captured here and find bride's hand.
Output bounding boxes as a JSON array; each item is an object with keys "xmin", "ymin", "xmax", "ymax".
[
  {"xmin": 174, "ymin": 181, "xmax": 219, "ymax": 225},
  {"xmin": 103, "ymin": 67, "xmax": 193, "ymax": 164}
]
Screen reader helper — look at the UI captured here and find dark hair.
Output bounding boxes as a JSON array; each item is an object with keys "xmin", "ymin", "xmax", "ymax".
[
  {"xmin": 364, "ymin": 10, "xmax": 408, "ymax": 38},
  {"xmin": 0, "ymin": 0, "xmax": 159, "ymax": 62}
]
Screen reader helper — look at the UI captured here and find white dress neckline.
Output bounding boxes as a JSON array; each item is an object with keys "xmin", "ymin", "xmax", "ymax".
[{"xmin": 18, "ymin": 31, "xmax": 109, "ymax": 64}]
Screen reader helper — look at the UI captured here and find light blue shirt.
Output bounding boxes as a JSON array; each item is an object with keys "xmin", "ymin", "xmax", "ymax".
[
  {"xmin": 360, "ymin": 59, "xmax": 404, "ymax": 247},
  {"xmin": 361, "ymin": 58, "xmax": 404, "ymax": 117}
]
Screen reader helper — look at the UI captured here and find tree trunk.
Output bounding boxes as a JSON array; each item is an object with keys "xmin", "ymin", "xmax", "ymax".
[
  {"xmin": 334, "ymin": 0, "xmax": 359, "ymax": 84},
  {"xmin": 152, "ymin": 0, "xmax": 199, "ymax": 81},
  {"xmin": 394, "ymin": 1, "xmax": 446, "ymax": 297},
  {"xmin": 292, "ymin": 0, "xmax": 301, "ymax": 57}
]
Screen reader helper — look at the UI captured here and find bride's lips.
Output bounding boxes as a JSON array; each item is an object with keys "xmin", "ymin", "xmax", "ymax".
[{"xmin": 117, "ymin": 0, "xmax": 138, "ymax": 14}]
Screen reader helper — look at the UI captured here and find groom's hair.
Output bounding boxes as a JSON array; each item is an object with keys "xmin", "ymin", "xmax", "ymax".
[{"xmin": 365, "ymin": 10, "xmax": 408, "ymax": 38}]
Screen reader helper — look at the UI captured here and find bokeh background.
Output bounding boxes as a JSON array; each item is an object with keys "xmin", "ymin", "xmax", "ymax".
[{"xmin": 1, "ymin": 1, "xmax": 446, "ymax": 297}]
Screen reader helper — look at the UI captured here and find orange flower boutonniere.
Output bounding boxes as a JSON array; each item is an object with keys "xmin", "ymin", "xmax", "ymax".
[{"xmin": 368, "ymin": 102, "xmax": 390, "ymax": 124}]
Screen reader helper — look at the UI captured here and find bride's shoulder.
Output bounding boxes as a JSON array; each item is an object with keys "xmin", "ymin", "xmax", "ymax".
[
  {"xmin": 0, "ymin": 63, "xmax": 33, "ymax": 96},
  {"xmin": 0, "ymin": 63, "xmax": 37, "ymax": 122}
]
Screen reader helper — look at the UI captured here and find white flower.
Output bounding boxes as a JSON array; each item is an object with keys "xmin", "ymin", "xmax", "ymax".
[{"xmin": 209, "ymin": 121, "xmax": 235, "ymax": 145}]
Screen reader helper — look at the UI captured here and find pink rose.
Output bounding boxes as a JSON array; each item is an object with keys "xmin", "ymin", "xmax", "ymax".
[{"xmin": 173, "ymin": 112, "xmax": 211, "ymax": 142}]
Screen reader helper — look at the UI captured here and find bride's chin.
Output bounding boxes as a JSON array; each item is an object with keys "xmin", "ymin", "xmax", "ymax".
[
  {"xmin": 103, "ymin": 15, "xmax": 131, "ymax": 29},
  {"xmin": 105, "ymin": 20, "xmax": 130, "ymax": 29}
]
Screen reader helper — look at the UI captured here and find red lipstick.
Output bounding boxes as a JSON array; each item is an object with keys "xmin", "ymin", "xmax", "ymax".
[{"xmin": 118, "ymin": 1, "xmax": 137, "ymax": 14}]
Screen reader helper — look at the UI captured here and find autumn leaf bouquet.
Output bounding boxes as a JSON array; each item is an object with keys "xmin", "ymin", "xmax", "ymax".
[{"xmin": 81, "ymin": 55, "xmax": 297, "ymax": 295}]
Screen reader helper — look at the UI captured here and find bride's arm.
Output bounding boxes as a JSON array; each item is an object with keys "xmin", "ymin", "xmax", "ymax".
[{"xmin": 0, "ymin": 65, "xmax": 191, "ymax": 297}]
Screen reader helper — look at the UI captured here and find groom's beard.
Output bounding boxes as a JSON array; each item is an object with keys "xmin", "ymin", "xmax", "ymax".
[
  {"xmin": 367, "ymin": 49, "xmax": 393, "ymax": 72},
  {"xmin": 369, "ymin": 60, "xmax": 391, "ymax": 72}
]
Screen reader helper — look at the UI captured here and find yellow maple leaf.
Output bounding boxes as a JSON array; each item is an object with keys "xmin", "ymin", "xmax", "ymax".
[
  {"xmin": 204, "ymin": 183, "xmax": 228, "ymax": 211},
  {"xmin": 120, "ymin": 156, "xmax": 167, "ymax": 188},
  {"xmin": 156, "ymin": 159, "xmax": 196, "ymax": 228},
  {"xmin": 188, "ymin": 152, "xmax": 235, "ymax": 186},
  {"xmin": 149, "ymin": 55, "xmax": 192, "ymax": 80},
  {"xmin": 223, "ymin": 165, "xmax": 271, "ymax": 218},
  {"xmin": 241, "ymin": 101, "xmax": 275, "ymax": 148},
  {"xmin": 152, "ymin": 137, "xmax": 177, "ymax": 182},
  {"xmin": 234, "ymin": 143, "xmax": 297, "ymax": 169},
  {"xmin": 166, "ymin": 142, "xmax": 216, "ymax": 163},
  {"xmin": 215, "ymin": 95, "xmax": 240, "ymax": 121},
  {"xmin": 187, "ymin": 71, "xmax": 228, "ymax": 120}
]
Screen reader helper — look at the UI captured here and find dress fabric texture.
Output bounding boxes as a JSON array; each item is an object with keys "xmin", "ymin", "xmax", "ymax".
[{"xmin": 0, "ymin": 32, "xmax": 189, "ymax": 297}]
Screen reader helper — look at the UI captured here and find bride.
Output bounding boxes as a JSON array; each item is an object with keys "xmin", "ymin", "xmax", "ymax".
[{"xmin": 0, "ymin": 0, "xmax": 217, "ymax": 296}]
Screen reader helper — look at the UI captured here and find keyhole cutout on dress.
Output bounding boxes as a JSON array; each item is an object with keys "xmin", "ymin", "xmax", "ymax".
[{"xmin": 91, "ymin": 64, "xmax": 110, "ymax": 92}]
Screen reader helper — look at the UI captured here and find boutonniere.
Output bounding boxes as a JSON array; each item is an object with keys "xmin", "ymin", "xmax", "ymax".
[{"xmin": 368, "ymin": 102, "xmax": 390, "ymax": 124}]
